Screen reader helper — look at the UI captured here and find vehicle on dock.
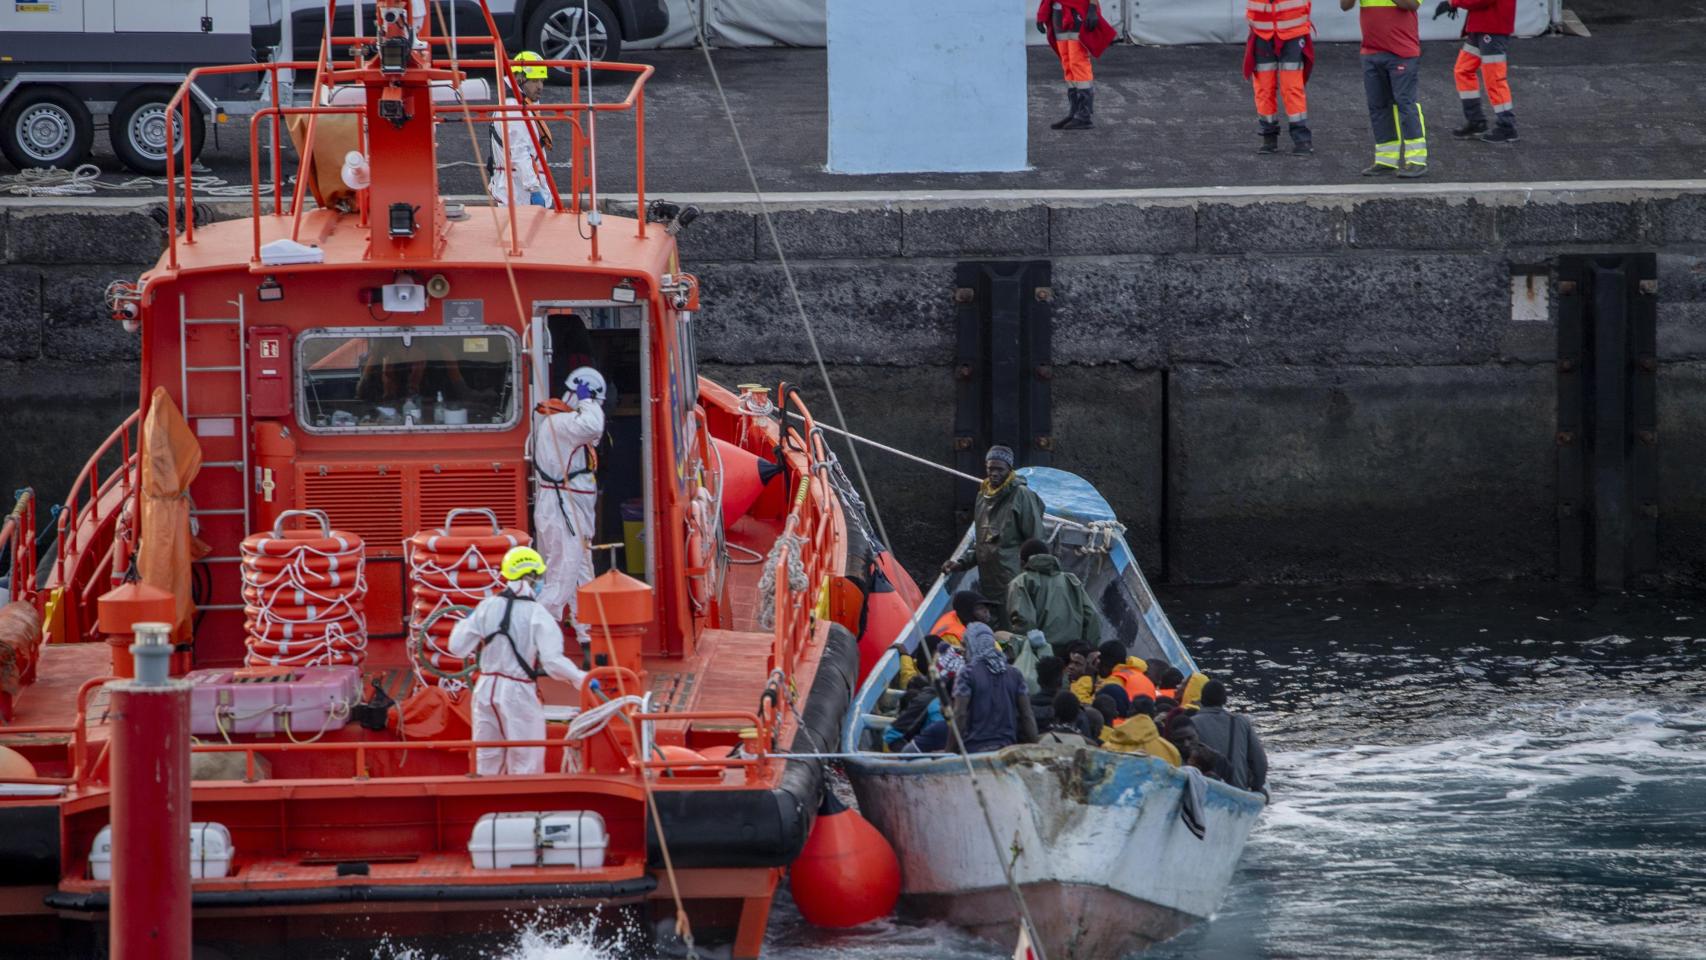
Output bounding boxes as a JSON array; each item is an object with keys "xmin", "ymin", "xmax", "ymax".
[
  {"xmin": 0, "ymin": 3, "xmax": 917, "ymax": 955},
  {"xmin": 841, "ymin": 467, "xmax": 1265, "ymax": 960}
]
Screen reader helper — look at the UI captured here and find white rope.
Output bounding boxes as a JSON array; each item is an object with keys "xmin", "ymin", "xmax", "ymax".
[
  {"xmin": 685, "ymin": 2, "xmax": 1047, "ymax": 951},
  {"xmin": 0, "ymin": 162, "xmax": 276, "ymax": 198},
  {"xmin": 755, "ymin": 525, "xmax": 807, "ymax": 631}
]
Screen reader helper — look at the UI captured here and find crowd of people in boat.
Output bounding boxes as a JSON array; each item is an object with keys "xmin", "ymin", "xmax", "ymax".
[{"xmin": 880, "ymin": 445, "xmax": 1268, "ymax": 795}]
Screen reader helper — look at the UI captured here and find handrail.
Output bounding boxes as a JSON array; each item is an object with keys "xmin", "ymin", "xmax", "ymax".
[
  {"xmin": 157, "ymin": 0, "xmax": 655, "ymax": 270},
  {"xmin": 0, "ymin": 489, "xmax": 37, "ymax": 608},
  {"xmin": 51, "ymin": 412, "xmax": 141, "ymax": 644},
  {"xmin": 0, "ymin": 675, "xmax": 115, "ymax": 785}
]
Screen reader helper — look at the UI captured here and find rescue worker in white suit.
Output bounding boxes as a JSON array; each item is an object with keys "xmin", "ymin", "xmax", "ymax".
[
  {"xmin": 447, "ymin": 546, "xmax": 591, "ymax": 776},
  {"xmin": 489, "ymin": 51, "xmax": 552, "ymax": 207},
  {"xmin": 532, "ymin": 366, "xmax": 606, "ymax": 646}
]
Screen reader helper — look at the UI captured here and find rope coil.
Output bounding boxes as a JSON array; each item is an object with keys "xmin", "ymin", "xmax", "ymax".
[{"xmin": 405, "ymin": 512, "xmax": 530, "ymax": 692}]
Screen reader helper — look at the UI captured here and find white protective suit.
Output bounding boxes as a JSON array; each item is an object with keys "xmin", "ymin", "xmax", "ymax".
[
  {"xmin": 487, "ymin": 94, "xmax": 546, "ymax": 206},
  {"xmin": 447, "ymin": 579, "xmax": 587, "ymax": 776},
  {"xmin": 533, "ymin": 393, "xmax": 605, "ymax": 641}
]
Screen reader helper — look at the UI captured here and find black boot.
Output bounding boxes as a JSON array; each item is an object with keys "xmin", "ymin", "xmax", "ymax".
[
  {"xmin": 1289, "ymin": 124, "xmax": 1313, "ymax": 156},
  {"xmin": 1062, "ymin": 88, "xmax": 1094, "ymax": 129},
  {"xmin": 1051, "ymin": 90, "xmax": 1079, "ymax": 131},
  {"xmin": 1453, "ymin": 119, "xmax": 1488, "ymax": 139},
  {"xmin": 1258, "ymin": 132, "xmax": 1279, "ymax": 154}
]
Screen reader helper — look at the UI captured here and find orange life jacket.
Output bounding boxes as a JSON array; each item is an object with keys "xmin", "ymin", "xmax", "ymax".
[
  {"xmin": 1111, "ymin": 664, "xmax": 1157, "ymax": 700},
  {"xmin": 1247, "ymin": 0, "xmax": 1311, "ymax": 40},
  {"xmin": 929, "ymin": 610, "xmax": 966, "ymax": 645}
]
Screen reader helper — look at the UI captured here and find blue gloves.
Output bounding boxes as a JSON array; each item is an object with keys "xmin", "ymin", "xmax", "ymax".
[
  {"xmin": 528, "ymin": 190, "xmax": 550, "ymax": 207},
  {"xmin": 573, "ymin": 380, "xmax": 595, "ymax": 402}
]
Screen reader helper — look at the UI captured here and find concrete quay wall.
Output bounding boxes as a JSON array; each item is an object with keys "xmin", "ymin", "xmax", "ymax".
[{"xmin": 2, "ymin": 183, "xmax": 1704, "ymax": 586}]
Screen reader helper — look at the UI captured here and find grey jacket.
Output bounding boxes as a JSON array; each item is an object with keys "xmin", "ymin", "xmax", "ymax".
[{"xmin": 1192, "ymin": 705, "xmax": 1268, "ymax": 793}]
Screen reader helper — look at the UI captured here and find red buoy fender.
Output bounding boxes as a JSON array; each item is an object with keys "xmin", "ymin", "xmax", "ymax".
[{"xmin": 788, "ymin": 792, "xmax": 900, "ymax": 928}]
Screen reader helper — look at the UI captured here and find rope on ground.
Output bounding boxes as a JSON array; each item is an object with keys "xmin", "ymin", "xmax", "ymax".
[{"xmin": 0, "ymin": 163, "xmax": 277, "ymax": 198}]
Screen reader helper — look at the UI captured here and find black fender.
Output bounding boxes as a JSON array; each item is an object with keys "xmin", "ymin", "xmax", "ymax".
[{"xmin": 646, "ymin": 622, "xmax": 859, "ymax": 868}]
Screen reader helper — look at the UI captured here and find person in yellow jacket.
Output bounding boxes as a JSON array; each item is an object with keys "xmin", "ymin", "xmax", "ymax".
[
  {"xmin": 1070, "ymin": 640, "xmax": 1154, "ymax": 704},
  {"xmin": 1179, "ymin": 671, "xmax": 1211, "ymax": 709},
  {"xmin": 1100, "ymin": 712, "xmax": 1181, "ymax": 766}
]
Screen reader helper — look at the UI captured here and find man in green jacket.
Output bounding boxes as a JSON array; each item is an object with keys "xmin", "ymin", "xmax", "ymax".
[
  {"xmin": 942, "ymin": 445, "xmax": 1045, "ymax": 621},
  {"xmin": 1006, "ymin": 539, "xmax": 1101, "ymax": 659}
]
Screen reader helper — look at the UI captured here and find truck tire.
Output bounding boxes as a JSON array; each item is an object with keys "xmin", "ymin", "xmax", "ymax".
[
  {"xmin": 528, "ymin": 0, "xmax": 622, "ymax": 81},
  {"xmin": 0, "ymin": 87, "xmax": 94, "ymax": 171},
  {"xmin": 110, "ymin": 88, "xmax": 206, "ymax": 176}
]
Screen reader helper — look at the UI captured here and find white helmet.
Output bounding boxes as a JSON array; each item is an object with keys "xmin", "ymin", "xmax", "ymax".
[{"xmin": 565, "ymin": 366, "xmax": 607, "ymax": 405}]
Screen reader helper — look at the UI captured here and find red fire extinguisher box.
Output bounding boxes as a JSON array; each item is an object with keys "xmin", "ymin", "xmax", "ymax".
[{"xmin": 248, "ymin": 325, "xmax": 292, "ymax": 418}]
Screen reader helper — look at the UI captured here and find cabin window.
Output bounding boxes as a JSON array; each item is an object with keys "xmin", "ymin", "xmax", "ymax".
[{"xmin": 296, "ymin": 327, "xmax": 520, "ymax": 433}]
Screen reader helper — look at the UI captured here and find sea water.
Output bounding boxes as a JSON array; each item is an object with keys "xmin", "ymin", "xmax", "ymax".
[{"xmin": 389, "ymin": 583, "xmax": 1706, "ymax": 960}]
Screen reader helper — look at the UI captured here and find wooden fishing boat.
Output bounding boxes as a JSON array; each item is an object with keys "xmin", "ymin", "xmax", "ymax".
[
  {"xmin": 0, "ymin": 4, "xmax": 920, "ymax": 956},
  {"xmin": 841, "ymin": 467, "xmax": 1265, "ymax": 959}
]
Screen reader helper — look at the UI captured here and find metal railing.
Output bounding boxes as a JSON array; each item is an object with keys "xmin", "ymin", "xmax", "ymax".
[
  {"xmin": 51, "ymin": 413, "xmax": 141, "ymax": 644},
  {"xmin": 0, "ymin": 489, "xmax": 37, "ymax": 608},
  {"xmin": 158, "ymin": 0, "xmax": 654, "ymax": 270}
]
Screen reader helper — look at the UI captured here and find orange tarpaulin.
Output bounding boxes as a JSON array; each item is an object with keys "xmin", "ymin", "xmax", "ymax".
[{"xmin": 139, "ymin": 387, "xmax": 208, "ymax": 640}]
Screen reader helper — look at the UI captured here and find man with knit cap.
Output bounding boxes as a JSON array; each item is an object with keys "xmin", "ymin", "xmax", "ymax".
[{"xmin": 943, "ymin": 444, "xmax": 1045, "ymax": 623}]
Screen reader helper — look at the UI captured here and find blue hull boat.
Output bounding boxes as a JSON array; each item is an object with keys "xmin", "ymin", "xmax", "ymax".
[{"xmin": 841, "ymin": 468, "xmax": 1265, "ymax": 959}]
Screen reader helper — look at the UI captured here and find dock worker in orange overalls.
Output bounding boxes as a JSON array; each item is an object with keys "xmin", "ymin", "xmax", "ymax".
[
  {"xmin": 1036, "ymin": 0, "xmax": 1118, "ymax": 131},
  {"xmin": 1244, "ymin": 0, "xmax": 1316, "ymax": 155},
  {"xmin": 1434, "ymin": 0, "xmax": 1519, "ymax": 143}
]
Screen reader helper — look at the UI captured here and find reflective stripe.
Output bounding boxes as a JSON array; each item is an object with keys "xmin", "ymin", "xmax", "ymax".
[
  {"xmin": 1288, "ymin": 111, "xmax": 1309, "ymax": 122},
  {"xmin": 1459, "ymin": 89, "xmax": 1481, "ymax": 99},
  {"xmin": 1057, "ymin": 30, "xmax": 1080, "ymax": 39},
  {"xmin": 1480, "ymin": 54, "xmax": 1507, "ymax": 63},
  {"xmin": 1248, "ymin": 1, "xmax": 1272, "ymax": 11},
  {"xmin": 1360, "ymin": 0, "xmax": 1398, "ymax": 6},
  {"xmin": 1255, "ymin": 62, "xmax": 1280, "ymax": 72},
  {"xmin": 1275, "ymin": 15, "xmax": 1308, "ymax": 28},
  {"xmin": 1462, "ymin": 44, "xmax": 1481, "ymax": 56},
  {"xmin": 1279, "ymin": 62, "xmax": 1305, "ymax": 71},
  {"xmin": 1375, "ymin": 141, "xmax": 1401, "ymax": 161},
  {"xmin": 1276, "ymin": 0, "xmax": 1311, "ymax": 9},
  {"xmin": 1260, "ymin": 113, "xmax": 1279, "ymax": 122},
  {"xmin": 1403, "ymin": 140, "xmax": 1428, "ymax": 160},
  {"xmin": 1492, "ymin": 100, "xmax": 1513, "ymax": 112}
]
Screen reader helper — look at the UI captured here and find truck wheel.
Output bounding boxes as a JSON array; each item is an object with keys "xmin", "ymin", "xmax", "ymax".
[
  {"xmin": 110, "ymin": 88, "xmax": 206, "ymax": 176},
  {"xmin": 0, "ymin": 87, "xmax": 94, "ymax": 170},
  {"xmin": 529, "ymin": 0, "xmax": 622, "ymax": 81}
]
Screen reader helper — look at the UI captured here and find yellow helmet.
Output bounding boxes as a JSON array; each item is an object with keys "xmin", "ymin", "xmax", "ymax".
[
  {"xmin": 500, "ymin": 545, "xmax": 547, "ymax": 580},
  {"xmin": 510, "ymin": 50, "xmax": 549, "ymax": 81}
]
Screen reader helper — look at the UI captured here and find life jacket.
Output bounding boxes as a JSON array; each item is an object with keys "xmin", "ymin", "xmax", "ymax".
[
  {"xmin": 1111, "ymin": 664, "xmax": 1157, "ymax": 700},
  {"xmin": 929, "ymin": 610, "xmax": 966, "ymax": 646},
  {"xmin": 1246, "ymin": 0, "xmax": 1312, "ymax": 40},
  {"xmin": 484, "ymin": 589, "xmax": 543, "ymax": 681}
]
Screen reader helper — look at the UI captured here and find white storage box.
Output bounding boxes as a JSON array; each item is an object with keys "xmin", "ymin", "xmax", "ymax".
[
  {"xmin": 89, "ymin": 822, "xmax": 233, "ymax": 881},
  {"xmin": 467, "ymin": 811, "xmax": 607, "ymax": 870}
]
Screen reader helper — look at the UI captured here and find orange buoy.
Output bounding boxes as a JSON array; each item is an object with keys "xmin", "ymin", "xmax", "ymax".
[
  {"xmin": 857, "ymin": 556, "xmax": 915, "ymax": 685},
  {"xmin": 788, "ymin": 792, "xmax": 900, "ymax": 928},
  {"xmin": 712, "ymin": 437, "xmax": 782, "ymax": 527},
  {"xmin": 0, "ymin": 744, "xmax": 38, "ymax": 780},
  {"xmin": 652, "ymin": 744, "xmax": 720, "ymax": 779}
]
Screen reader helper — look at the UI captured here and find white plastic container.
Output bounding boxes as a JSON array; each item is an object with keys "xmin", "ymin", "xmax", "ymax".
[
  {"xmin": 467, "ymin": 811, "xmax": 607, "ymax": 870},
  {"xmin": 89, "ymin": 821, "xmax": 233, "ymax": 881}
]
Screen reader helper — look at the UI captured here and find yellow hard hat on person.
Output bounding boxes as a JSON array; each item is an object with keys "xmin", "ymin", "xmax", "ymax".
[
  {"xmin": 510, "ymin": 50, "xmax": 549, "ymax": 80},
  {"xmin": 501, "ymin": 545, "xmax": 547, "ymax": 580}
]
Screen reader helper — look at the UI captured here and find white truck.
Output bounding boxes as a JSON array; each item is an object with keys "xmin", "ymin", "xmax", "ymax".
[{"xmin": 0, "ymin": 0, "xmax": 668, "ymax": 174}]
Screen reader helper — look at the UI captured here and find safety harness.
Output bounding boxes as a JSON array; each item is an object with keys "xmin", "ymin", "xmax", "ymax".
[
  {"xmin": 483, "ymin": 589, "xmax": 544, "ymax": 682},
  {"xmin": 533, "ymin": 400, "xmax": 600, "ymax": 537}
]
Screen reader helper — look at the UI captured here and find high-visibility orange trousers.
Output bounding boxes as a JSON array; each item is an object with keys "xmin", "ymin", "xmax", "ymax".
[
  {"xmin": 1454, "ymin": 32, "xmax": 1514, "ymax": 126},
  {"xmin": 1251, "ymin": 34, "xmax": 1309, "ymax": 134},
  {"xmin": 1057, "ymin": 38, "xmax": 1093, "ymax": 89}
]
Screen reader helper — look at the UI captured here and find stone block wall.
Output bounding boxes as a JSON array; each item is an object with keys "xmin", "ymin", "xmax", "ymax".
[{"xmin": 3, "ymin": 185, "xmax": 1704, "ymax": 586}]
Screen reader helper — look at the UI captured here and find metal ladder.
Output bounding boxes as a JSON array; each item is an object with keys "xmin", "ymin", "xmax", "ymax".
[{"xmin": 179, "ymin": 293, "xmax": 251, "ymax": 613}]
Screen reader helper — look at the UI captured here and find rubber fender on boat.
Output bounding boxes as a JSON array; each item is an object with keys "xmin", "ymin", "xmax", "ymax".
[
  {"xmin": 856, "ymin": 559, "xmax": 913, "ymax": 687},
  {"xmin": 712, "ymin": 437, "xmax": 783, "ymax": 527},
  {"xmin": 0, "ymin": 744, "xmax": 37, "ymax": 779},
  {"xmin": 788, "ymin": 791, "xmax": 900, "ymax": 928}
]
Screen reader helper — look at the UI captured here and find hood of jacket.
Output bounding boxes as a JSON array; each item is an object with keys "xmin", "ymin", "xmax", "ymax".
[{"xmin": 1022, "ymin": 553, "xmax": 1062, "ymax": 575}]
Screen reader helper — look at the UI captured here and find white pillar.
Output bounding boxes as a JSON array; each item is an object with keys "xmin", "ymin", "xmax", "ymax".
[{"xmin": 826, "ymin": 0, "xmax": 1027, "ymax": 174}]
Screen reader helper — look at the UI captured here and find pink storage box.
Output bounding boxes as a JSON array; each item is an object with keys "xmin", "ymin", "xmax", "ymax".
[{"xmin": 186, "ymin": 665, "xmax": 363, "ymax": 736}]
